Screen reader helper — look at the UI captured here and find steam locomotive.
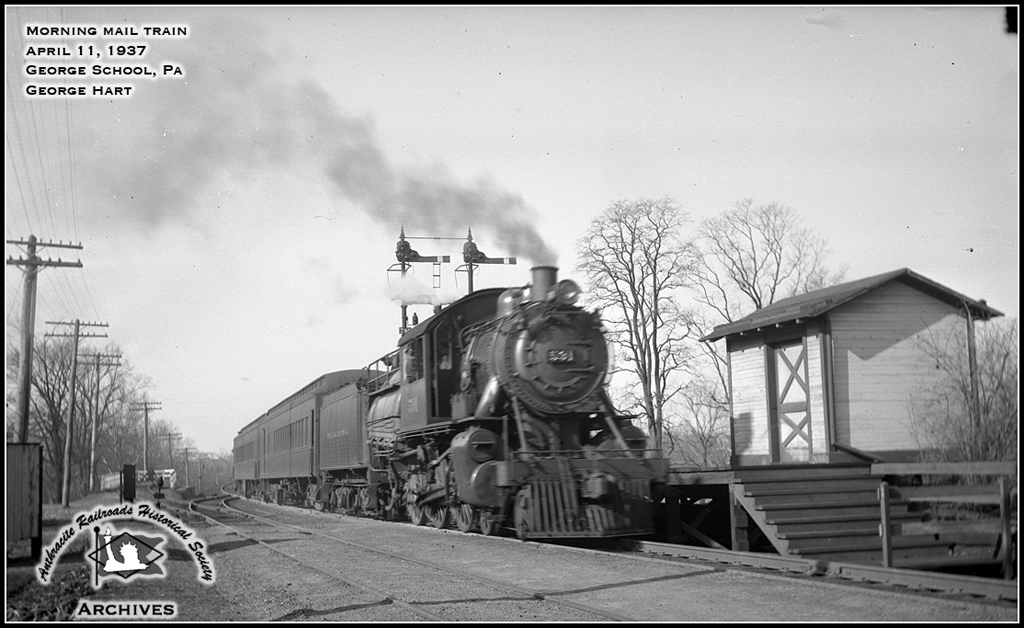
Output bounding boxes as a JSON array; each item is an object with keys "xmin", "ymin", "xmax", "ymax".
[{"xmin": 233, "ymin": 266, "xmax": 667, "ymax": 539}]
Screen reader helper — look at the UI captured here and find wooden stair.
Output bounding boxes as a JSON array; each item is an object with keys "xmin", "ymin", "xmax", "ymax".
[{"xmin": 731, "ymin": 464, "xmax": 960, "ymax": 567}]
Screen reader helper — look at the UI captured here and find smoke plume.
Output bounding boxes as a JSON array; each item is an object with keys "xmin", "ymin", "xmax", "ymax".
[{"xmin": 86, "ymin": 17, "xmax": 557, "ymax": 265}]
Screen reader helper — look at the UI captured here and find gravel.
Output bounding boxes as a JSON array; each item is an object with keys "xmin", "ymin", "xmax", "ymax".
[{"xmin": 7, "ymin": 495, "xmax": 1017, "ymax": 622}]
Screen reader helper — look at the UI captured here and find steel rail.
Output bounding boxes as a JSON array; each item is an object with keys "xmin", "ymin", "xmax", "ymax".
[
  {"xmin": 202, "ymin": 486, "xmax": 1015, "ymax": 606},
  {"xmin": 218, "ymin": 496, "xmax": 636, "ymax": 622},
  {"xmin": 219, "ymin": 485, "xmax": 1017, "ymax": 609},
  {"xmin": 188, "ymin": 498, "xmax": 446, "ymax": 621}
]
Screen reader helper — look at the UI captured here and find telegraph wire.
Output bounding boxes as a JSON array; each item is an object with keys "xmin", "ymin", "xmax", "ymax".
[
  {"xmin": 5, "ymin": 80, "xmax": 39, "ymax": 233},
  {"xmin": 7, "ymin": 6, "xmax": 103, "ymax": 326},
  {"xmin": 23, "ymin": 55, "xmax": 59, "ymax": 237},
  {"xmin": 5, "ymin": 133, "xmax": 35, "ymax": 235}
]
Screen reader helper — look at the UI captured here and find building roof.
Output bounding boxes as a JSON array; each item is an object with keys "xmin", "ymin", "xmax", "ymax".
[{"xmin": 701, "ymin": 268, "xmax": 1003, "ymax": 342}]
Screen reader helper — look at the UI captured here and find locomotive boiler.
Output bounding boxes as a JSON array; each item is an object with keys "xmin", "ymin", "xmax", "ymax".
[{"xmin": 234, "ymin": 266, "xmax": 667, "ymax": 540}]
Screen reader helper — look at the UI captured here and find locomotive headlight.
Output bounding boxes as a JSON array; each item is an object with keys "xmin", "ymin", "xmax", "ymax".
[{"xmin": 551, "ymin": 279, "xmax": 581, "ymax": 305}]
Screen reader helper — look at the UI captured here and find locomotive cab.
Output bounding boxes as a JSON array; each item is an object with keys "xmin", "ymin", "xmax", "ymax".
[{"xmin": 394, "ymin": 288, "xmax": 505, "ymax": 431}]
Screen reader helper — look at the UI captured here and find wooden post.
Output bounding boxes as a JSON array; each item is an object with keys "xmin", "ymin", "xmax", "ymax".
[
  {"xmin": 61, "ymin": 319, "xmax": 81, "ymax": 507},
  {"xmin": 665, "ymin": 487, "xmax": 682, "ymax": 544},
  {"xmin": 729, "ymin": 483, "xmax": 750, "ymax": 552},
  {"xmin": 964, "ymin": 307, "xmax": 982, "ymax": 440},
  {"xmin": 999, "ymin": 477, "xmax": 1013, "ymax": 580},
  {"xmin": 8, "ymin": 236, "xmax": 84, "ymax": 443},
  {"xmin": 14, "ymin": 236, "xmax": 38, "ymax": 443},
  {"xmin": 878, "ymin": 481, "xmax": 893, "ymax": 568}
]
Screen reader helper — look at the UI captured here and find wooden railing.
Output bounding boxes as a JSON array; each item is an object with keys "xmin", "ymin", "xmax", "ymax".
[
  {"xmin": 832, "ymin": 442, "xmax": 886, "ymax": 463},
  {"xmin": 873, "ymin": 461, "xmax": 1017, "ymax": 578}
]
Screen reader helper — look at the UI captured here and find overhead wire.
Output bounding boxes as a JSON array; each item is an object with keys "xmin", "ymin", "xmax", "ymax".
[{"xmin": 6, "ymin": 5, "xmax": 103, "ymax": 333}]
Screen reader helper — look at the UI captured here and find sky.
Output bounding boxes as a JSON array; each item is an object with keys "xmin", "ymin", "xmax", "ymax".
[{"xmin": 5, "ymin": 6, "xmax": 1018, "ymax": 455}]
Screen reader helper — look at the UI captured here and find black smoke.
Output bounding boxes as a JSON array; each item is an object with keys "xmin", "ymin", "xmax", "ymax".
[{"xmin": 87, "ymin": 17, "xmax": 557, "ymax": 265}]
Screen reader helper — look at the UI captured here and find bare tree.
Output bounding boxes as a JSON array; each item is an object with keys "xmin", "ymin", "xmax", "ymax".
[
  {"xmin": 685, "ymin": 199, "xmax": 847, "ymax": 467},
  {"xmin": 6, "ymin": 335, "xmax": 156, "ymax": 502},
  {"xmin": 908, "ymin": 317, "xmax": 1018, "ymax": 465},
  {"xmin": 85, "ymin": 351, "xmax": 148, "ymax": 483},
  {"xmin": 23, "ymin": 337, "xmax": 76, "ymax": 502},
  {"xmin": 575, "ymin": 197, "xmax": 700, "ymax": 452},
  {"xmin": 694, "ymin": 198, "xmax": 846, "ymax": 323},
  {"xmin": 664, "ymin": 376, "xmax": 731, "ymax": 469}
]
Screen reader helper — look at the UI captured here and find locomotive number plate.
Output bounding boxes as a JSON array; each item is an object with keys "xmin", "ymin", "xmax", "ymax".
[{"xmin": 547, "ymin": 349, "xmax": 574, "ymax": 363}]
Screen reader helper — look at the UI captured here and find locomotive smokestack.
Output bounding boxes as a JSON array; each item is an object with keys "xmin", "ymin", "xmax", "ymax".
[{"xmin": 529, "ymin": 266, "xmax": 558, "ymax": 302}]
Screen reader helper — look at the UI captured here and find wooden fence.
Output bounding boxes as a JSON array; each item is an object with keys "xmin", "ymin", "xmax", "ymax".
[{"xmin": 874, "ymin": 461, "xmax": 1016, "ymax": 579}]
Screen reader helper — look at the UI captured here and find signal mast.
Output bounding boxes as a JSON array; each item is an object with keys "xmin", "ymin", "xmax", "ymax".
[
  {"xmin": 458, "ymin": 227, "xmax": 516, "ymax": 293},
  {"xmin": 390, "ymin": 227, "xmax": 518, "ymax": 335},
  {"xmin": 391, "ymin": 227, "xmax": 450, "ymax": 335}
]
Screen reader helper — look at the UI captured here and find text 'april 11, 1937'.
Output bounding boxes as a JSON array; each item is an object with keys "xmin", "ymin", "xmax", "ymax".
[{"xmin": 21, "ymin": 23, "xmax": 189, "ymax": 98}]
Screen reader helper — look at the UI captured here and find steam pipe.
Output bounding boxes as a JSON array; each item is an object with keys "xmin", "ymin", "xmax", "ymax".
[{"xmin": 473, "ymin": 376, "xmax": 505, "ymax": 418}]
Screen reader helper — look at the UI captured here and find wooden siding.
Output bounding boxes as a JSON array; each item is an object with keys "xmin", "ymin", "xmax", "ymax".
[
  {"xmin": 829, "ymin": 281, "xmax": 962, "ymax": 453},
  {"xmin": 729, "ymin": 345, "xmax": 769, "ymax": 459},
  {"xmin": 805, "ymin": 332, "xmax": 829, "ymax": 462}
]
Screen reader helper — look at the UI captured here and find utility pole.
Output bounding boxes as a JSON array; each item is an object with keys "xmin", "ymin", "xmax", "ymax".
[
  {"xmin": 131, "ymin": 400, "xmax": 162, "ymax": 479},
  {"xmin": 6, "ymin": 236, "xmax": 83, "ymax": 443},
  {"xmin": 180, "ymin": 447, "xmax": 192, "ymax": 488},
  {"xmin": 46, "ymin": 320, "xmax": 108, "ymax": 506},
  {"xmin": 190, "ymin": 450, "xmax": 207, "ymax": 493},
  {"xmin": 82, "ymin": 352, "xmax": 121, "ymax": 492},
  {"xmin": 155, "ymin": 431, "xmax": 181, "ymax": 473}
]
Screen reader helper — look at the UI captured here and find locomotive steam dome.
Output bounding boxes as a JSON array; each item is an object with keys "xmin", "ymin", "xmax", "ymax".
[{"xmin": 491, "ymin": 267, "xmax": 609, "ymax": 415}]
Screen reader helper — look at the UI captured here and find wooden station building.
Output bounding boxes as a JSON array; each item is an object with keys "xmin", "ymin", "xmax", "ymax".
[{"xmin": 665, "ymin": 268, "xmax": 1006, "ymax": 568}]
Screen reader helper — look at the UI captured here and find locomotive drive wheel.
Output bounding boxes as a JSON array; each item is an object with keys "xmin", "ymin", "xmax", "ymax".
[
  {"xmin": 380, "ymin": 483, "xmax": 398, "ymax": 521},
  {"xmin": 455, "ymin": 503, "xmax": 476, "ymax": 533},
  {"xmin": 425, "ymin": 458, "xmax": 452, "ymax": 530},
  {"xmin": 407, "ymin": 499, "xmax": 427, "ymax": 526},
  {"xmin": 514, "ymin": 488, "xmax": 531, "ymax": 540},
  {"xmin": 426, "ymin": 502, "xmax": 450, "ymax": 530},
  {"xmin": 479, "ymin": 511, "xmax": 501, "ymax": 536},
  {"xmin": 337, "ymin": 487, "xmax": 352, "ymax": 511},
  {"xmin": 405, "ymin": 475, "xmax": 427, "ymax": 526},
  {"xmin": 353, "ymin": 487, "xmax": 367, "ymax": 516}
]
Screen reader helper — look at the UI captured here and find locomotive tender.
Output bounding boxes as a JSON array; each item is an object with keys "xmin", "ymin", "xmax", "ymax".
[{"xmin": 233, "ymin": 266, "xmax": 667, "ymax": 539}]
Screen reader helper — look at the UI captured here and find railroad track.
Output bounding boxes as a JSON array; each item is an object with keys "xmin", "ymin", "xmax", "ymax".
[
  {"xmin": 186, "ymin": 493, "xmax": 635, "ymax": 621},
  {"xmin": 212, "ymin": 485, "xmax": 1016, "ymax": 608}
]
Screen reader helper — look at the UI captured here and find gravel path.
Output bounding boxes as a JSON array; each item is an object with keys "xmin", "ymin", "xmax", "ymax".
[
  {"xmin": 219, "ymin": 499, "xmax": 1016, "ymax": 622},
  {"xmin": 7, "ymin": 495, "xmax": 1017, "ymax": 622}
]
